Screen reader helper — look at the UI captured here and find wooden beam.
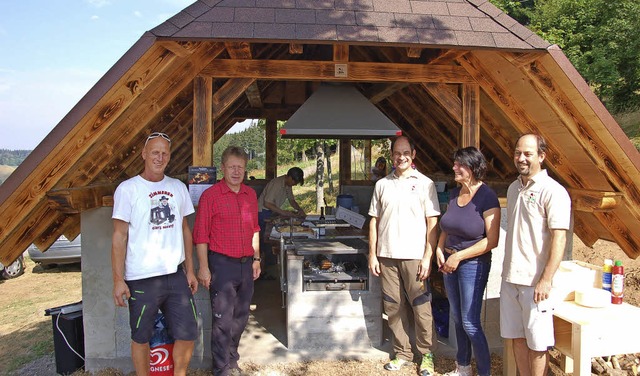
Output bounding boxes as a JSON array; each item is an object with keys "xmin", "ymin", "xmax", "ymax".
[
  {"xmin": 567, "ymin": 188, "xmax": 623, "ymax": 213},
  {"xmin": 200, "ymin": 59, "xmax": 476, "ymax": 83},
  {"xmin": 501, "ymin": 51, "xmax": 545, "ymax": 68},
  {"xmin": 457, "ymin": 52, "xmax": 640, "ymax": 258},
  {"xmin": 245, "ymin": 82, "xmax": 263, "ymax": 108},
  {"xmin": 212, "ymin": 78, "xmax": 256, "ymax": 117},
  {"xmin": 407, "ymin": 47, "xmax": 423, "ymax": 59},
  {"xmin": 456, "ymin": 53, "xmax": 587, "ymax": 187},
  {"xmin": 573, "ymin": 213, "xmax": 601, "ymax": 247},
  {"xmin": 47, "ymin": 184, "xmax": 118, "ymax": 214},
  {"xmin": 339, "ymin": 139, "xmax": 351, "ymax": 182},
  {"xmin": 225, "ymin": 42, "xmax": 252, "ymax": 59},
  {"xmin": 333, "ymin": 44, "xmax": 349, "ymax": 62},
  {"xmin": 421, "ymin": 83, "xmax": 513, "ymax": 179},
  {"xmin": 461, "ymin": 84, "xmax": 480, "ymax": 148},
  {"xmin": 0, "ymin": 42, "xmax": 225, "ymax": 262},
  {"xmin": 157, "ymin": 41, "xmax": 194, "ymax": 58},
  {"xmin": 232, "ymin": 106, "xmax": 297, "ymax": 120},
  {"xmin": 519, "ymin": 59, "xmax": 640, "ymax": 214},
  {"xmin": 428, "ymin": 49, "xmax": 469, "ymax": 65},
  {"xmin": 367, "ymin": 82, "xmax": 409, "ymax": 104},
  {"xmin": 289, "ymin": 43, "xmax": 303, "ymax": 55},
  {"xmin": 266, "ymin": 118, "xmax": 277, "ymax": 180},
  {"xmin": 193, "ymin": 75, "xmax": 213, "ymax": 166}
]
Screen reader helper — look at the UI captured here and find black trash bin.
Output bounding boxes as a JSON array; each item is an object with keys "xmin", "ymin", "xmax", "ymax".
[{"xmin": 45, "ymin": 301, "xmax": 84, "ymax": 375}]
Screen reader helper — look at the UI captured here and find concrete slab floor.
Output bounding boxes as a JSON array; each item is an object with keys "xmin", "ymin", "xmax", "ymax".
[{"xmin": 237, "ymin": 279, "xmax": 456, "ymax": 365}]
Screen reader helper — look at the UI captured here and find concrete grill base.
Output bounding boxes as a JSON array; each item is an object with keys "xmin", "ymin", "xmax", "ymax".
[{"xmin": 286, "ymin": 250, "xmax": 383, "ymax": 350}]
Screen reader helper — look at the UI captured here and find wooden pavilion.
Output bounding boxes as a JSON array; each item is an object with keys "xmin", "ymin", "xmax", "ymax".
[{"xmin": 1, "ymin": 0, "xmax": 640, "ymax": 267}]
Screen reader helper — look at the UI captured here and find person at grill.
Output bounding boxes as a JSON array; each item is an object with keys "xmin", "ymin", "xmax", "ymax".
[
  {"xmin": 368, "ymin": 135, "xmax": 441, "ymax": 376},
  {"xmin": 257, "ymin": 167, "xmax": 306, "ymax": 270},
  {"xmin": 435, "ymin": 147, "xmax": 501, "ymax": 376},
  {"xmin": 501, "ymin": 134, "xmax": 571, "ymax": 376},
  {"xmin": 193, "ymin": 146, "xmax": 261, "ymax": 376},
  {"xmin": 111, "ymin": 131, "xmax": 198, "ymax": 376}
]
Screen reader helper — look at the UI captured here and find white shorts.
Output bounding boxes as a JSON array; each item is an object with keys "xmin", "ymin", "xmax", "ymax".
[{"xmin": 500, "ymin": 281, "xmax": 555, "ymax": 351}]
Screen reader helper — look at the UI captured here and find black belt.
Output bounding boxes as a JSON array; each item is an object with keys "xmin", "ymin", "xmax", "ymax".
[{"xmin": 210, "ymin": 251, "xmax": 253, "ymax": 263}]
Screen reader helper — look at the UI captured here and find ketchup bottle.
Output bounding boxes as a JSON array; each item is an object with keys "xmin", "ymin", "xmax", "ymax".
[{"xmin": 611, "ymin": 260, "xmax": 624, "ymax": 304}]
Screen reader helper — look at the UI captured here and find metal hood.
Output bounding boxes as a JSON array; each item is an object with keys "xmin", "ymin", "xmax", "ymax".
[{"xmin": 280, "ymin": 84, "xmax": 402, "ymax": 139}]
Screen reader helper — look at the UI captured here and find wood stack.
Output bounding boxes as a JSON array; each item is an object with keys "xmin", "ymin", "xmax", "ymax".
[{"xmin": 591, "ymin": 354, "xmax": 640, "ymax": 375}]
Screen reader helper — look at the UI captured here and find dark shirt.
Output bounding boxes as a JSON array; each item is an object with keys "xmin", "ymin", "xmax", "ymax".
[{"xmin": 439, "ymin": 183, "xmax": 499, "ymax": 252}]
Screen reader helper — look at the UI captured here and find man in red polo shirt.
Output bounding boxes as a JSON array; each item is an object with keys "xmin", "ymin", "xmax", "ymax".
[{"xmin": 193, "ymin": 146, "xmax": 261, "ymax": 376}]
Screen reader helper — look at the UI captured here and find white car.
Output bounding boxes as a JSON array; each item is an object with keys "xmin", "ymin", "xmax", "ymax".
[{"xmin": 28, "ymin": 235, "xmax": 81, "ymax": 266}]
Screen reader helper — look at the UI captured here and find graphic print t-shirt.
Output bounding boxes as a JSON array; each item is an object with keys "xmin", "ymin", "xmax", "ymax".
[{"xmin": 112, "ymin": 175, "xmax": 195, "ymax": 281}]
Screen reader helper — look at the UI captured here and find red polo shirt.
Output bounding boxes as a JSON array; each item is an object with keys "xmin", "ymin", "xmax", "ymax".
[{"xmin": 193, "ymin": 180, "xmax": 260, "ymax": 258}]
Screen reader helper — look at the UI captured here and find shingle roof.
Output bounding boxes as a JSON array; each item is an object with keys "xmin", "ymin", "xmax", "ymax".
[{"xmin": 151, "ymin": 0, "xmax": 550, "ymax": 49}]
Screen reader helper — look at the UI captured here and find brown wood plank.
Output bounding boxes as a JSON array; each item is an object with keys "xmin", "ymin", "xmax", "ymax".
[
  {"xmin": 193, "ymin": 75, "xmax": 213, "ymax": 166},
  {"xmin": 47, "ymin": 183, "xmax": 118, "ymax": 214},
  {"xmin": 461, "ymin": 84, "xmax": 480, "ymax": 148},
  {"xmin": 573, "ymin": 213, "xmax": 603, "ymax": 248},
  {"xmin": 157, "ymin": 41, "xmax": 195, "ymax": 58},
  {"xmin": 407, "ymin": 47, "xmax": 423, "ymax": 59},
  {"xmin": 456, "ymin": 52, "xmax": 588, "ymax": 188},
  {"xmin": 333, "ymin": 44, "xmax": 349, "ymax": 62},
  {"xmin": 289, "ymin": 43, "xmax": 304, "ymax": 55},
  {"xmin": 245, "ymin": 82, "xmax": 263, "ymax": 108},
  {"xmin": 201, "ymin": 59, "xmax": 476, "ymax": 83},
  {"xmin": 367, "ymin": 83, "xmax": 409, "ymax": 104},
  {"xmin": 567, "ymin": 188, "xmax": 623, "ymax": 213},
  {"xmin": 212, "ymin": 78, "xmax": 256, "ymax": 117},
  {"xmin": 266, "ymin": 118, "xmax": 277, "ymax": 180},
  {"xmin": 520, "ymin": 60, "xmax": 640, "ymax": 215},
  {"xmin": 59, "ymin": 42, "xmax": 225, "ymax": 188},
  {"xmin": 225, "ymin": 42, "xmax": 253, "ymax": 59}
]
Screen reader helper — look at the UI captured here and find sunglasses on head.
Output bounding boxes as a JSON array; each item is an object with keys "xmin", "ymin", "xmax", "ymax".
[{"xmin": 145, "ymin": 132, "xmax": 171, "ymax": 146}]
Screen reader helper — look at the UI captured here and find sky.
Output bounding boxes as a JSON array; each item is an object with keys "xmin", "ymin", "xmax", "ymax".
[{"xmin": 0, "ymin": 0, "xmax": 251, "ymax": 150}]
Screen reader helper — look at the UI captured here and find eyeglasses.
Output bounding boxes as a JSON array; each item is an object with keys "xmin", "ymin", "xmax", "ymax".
[{"xmin": 145, "ymin": 132, "xmax": 171, "ymax": 146}]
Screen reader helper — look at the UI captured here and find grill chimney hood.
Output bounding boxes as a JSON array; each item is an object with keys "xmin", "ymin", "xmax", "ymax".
[{"xmin": 280, "ymin": 84, "xmax": 402, "ymax": 139}]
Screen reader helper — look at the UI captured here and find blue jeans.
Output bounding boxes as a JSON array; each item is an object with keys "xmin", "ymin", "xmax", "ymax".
[{"xmin": 443, "ymin": 253, "xmax": 491, "ymax": 376}]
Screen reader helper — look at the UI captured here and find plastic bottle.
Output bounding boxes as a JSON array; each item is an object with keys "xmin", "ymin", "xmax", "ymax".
[
  {"xmin": 602, "ymin": 259, "xmax": 613, "ymax": 291},
  {"xmin": 611, "ymin": 260, "xmax": 624, "ymax": 304}
]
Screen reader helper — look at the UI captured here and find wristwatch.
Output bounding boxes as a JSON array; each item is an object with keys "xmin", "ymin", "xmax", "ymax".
[{"xmin": 253, "ymin": 257, "xmax": 261, "ymax": 262}]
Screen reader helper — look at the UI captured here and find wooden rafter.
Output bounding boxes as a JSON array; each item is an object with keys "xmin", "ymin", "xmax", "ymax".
[
  {"xmin": 457, "ymin": 52, "xmax": 640, "ymax": 256},
  {"xmin": 568, "ymin": 188, "xmax": 623, "ymax": 213}
]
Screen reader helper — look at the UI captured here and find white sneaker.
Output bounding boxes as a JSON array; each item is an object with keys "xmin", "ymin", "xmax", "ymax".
[{"xmin": 444, "ymin": 362, "xmax": 472, "ymax": 376}]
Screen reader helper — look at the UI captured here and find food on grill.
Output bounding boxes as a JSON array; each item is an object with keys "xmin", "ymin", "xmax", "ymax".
[{"xmin": 320, "ymin": 259, "xmax": 333, "ymax": 270}]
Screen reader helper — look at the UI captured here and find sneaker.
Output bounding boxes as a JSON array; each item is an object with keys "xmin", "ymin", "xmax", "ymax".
[
  {"xmin": 384, "ymin": 358, "xmax": 411, "ymax": 371},
  {"xmin": 444, "ymin": 362, "xmax": 472, "ymax": 376},
  {"xmin": 420, "ymin": 353, "xmax": 435, "ymax": 376}
]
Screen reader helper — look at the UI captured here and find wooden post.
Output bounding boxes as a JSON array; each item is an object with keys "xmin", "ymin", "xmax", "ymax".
[
  {"xmin": 364, "ymin": 140, "xmax": 372, "ymax": 180},
  {"xmin": 266, "ymin": 118, "xmax": 277, "ymax": 180},
  {"xmin": 193, "ymin": 75, "xmax": 213, "ymax": 166},
  {"xmin": 461, "ymin": 83, "xmax": 480, "ymax": 148},
  {"xmin": 340, "ymin": 139, "xmax": 351, "ymax": 183}
]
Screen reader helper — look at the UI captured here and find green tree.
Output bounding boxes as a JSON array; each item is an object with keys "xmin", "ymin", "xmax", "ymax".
[{"xmin": 526, "ymin": 0, "xmax": 640, "ymax": 112}]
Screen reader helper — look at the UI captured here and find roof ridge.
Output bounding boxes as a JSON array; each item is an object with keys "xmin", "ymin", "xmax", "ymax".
[{"xmin": 466, "ymin": 0, "xmax": 549, "ymax": 49}]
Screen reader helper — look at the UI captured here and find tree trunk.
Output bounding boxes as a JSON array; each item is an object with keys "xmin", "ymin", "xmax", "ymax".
[
  {"xmin": 325, "ymin": 141, "xmax": 334, "ymax": 193},
  {"xmin": 315, "ymin": 141, "xmax": 325, "ymax": 213}
]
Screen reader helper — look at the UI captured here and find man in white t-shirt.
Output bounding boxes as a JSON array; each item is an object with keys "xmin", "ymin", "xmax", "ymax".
[
  {"xmin": 111, "ymin": 132, "xmax": 198, "ymax": 376},
  {"xmin": 368, "ymin": 135, "xmax": 440, "ymax": 376},
  {"xmin": 501, "ymin": 134, "xmax": 571, "ymax": 376}
]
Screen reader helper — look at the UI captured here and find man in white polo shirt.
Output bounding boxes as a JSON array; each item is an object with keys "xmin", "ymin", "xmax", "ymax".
[
  {"xmin": 501, "ymin": 134, "xmax": 571, "ymax": 376},
  {"xmin": 368, "ymin": 135, "xmax": 440, "ymax": 376}
]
